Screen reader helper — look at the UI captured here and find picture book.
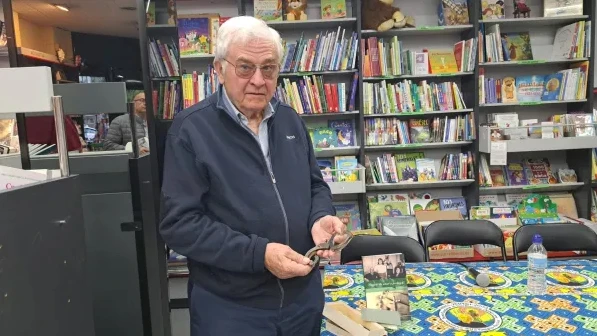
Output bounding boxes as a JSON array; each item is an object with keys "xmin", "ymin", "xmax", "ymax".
[
  {"xmin": 505, "ymin": 163, "xmax": 528, "ymax": 185},
  {"xmin": 415, "ymin": 158, "xmax": 437, "ymax": 182},
  {"xmin": 437, "ymin": 0, "xmax": 469, "ymax": 26},
  {"xmin": 488, "ymin": 166, "xmax": 507, "ymax": 186},
  {"xmin": 395, "ymin": 152, "xmax": 425, "ymax": 182},
  {"xmin": 428, "ymin": 50, "xmax": 459, "ymax": 74},
  {"xmin": 522, "ymin": 158, "xmax": 557, "ymax": 185},
  {"xmin": 409, "ymin": 119, "xmax": 431, "ymax": 143},
  {"xmin": 517, "ymin": 194, "xmax": 561, "ymax": 225},
  {"xmin": 501, "ymin": 32, "xmax": 533, "ymax": 61},
  {"xmin": 481, "ymin": 0, "xmax": 505, "ymax": 19},
  {"xmin": 377, "ymin": 193, "xmax": 410, "ymax": 205},
  {"xmin": 410, "ymin": 198, "xmax": 441, "ymax": 213},
  {"xmin": 321, "ymin": 0, "xmax": 346, "ymax": 19},
  {"xmin": 285, "ymin": 0, "xmax": 308, "ymax": 21},
  {"xmin": 479, "ymin": 195, "xmax": 500, "ymax": 206},
  {"xmin": 178, "ymin": 15, "xmax": 211, "ymax": 57},
  {"xmin": 368, "ymin": 201, "xmax": 411, "ymax": 226},
  {"xmin": 377, "ymin": 216, "xmax": 418, "ymax": 241},
  {"xmin": 362, "ymin": 253, "xmax": 411, "ymax": 322},
  {"xmin": 501, "ymin": 77, "xmax": 517, "ymax": 103},
  {"xmin": 312, "ymin": 127, "xmax": 337, "ymax": 148},
  {"xmin": 516, "ymin": 75, "xmax": 545, "ymax": 103},
  {"xmin": 328, "ymin": 119, "xmax": 354, "ymax": 147},
  {"xmin": 335, "ymin": 156, "xmax": 358, "ymax": 182},
  {"xmin": 317, "ymin": 159, "xmax": 334, "ymax": 182},
  {"xmin": 439, "ymin": 197, "xmax": 467, "ymax": 217},
  {"xmin": 334, "ymin": 201, "xmax": 361, "ymax": 231},
  {"xmin": 542, "ymin": 73, "xmax": 564, "ymax": 101},
  {"xmin": 544, "ymin": 0, "xmax": 583, "ymax": 17},
  {"xmin": 254, "ymin": 0, "xmax": 283, "ymax": 21}
]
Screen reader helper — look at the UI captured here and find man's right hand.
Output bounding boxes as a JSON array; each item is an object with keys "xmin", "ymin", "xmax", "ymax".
[{"xmin": 264, "ymin": 243, "xmax": 312, "ymax": 279}]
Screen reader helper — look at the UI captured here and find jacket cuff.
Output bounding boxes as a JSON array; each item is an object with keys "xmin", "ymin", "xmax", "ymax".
[{"xmin": 253, "ymin": 236, "xmax": 269, "ymax": 272}]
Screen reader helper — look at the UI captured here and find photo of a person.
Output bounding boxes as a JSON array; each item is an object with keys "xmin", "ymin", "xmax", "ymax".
[{"xmin": 374, "ymin": 258, "xmax": 387, "ymax": 279}]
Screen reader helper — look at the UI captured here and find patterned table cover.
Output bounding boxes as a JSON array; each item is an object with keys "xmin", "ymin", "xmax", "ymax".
[{"xmin": 321, "ymin": 260, "xmax": 597, "ymax": 335}]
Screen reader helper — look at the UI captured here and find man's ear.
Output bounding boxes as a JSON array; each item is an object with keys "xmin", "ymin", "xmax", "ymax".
[{"xmin": 214, "ymin": 60, "xmax": 225, "ymax": 84}]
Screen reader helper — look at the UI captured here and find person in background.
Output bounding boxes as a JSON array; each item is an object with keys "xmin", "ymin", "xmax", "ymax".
[
  {"xmin": 159, "ymin": 16, "xmax": 347, "ymax": 336},
  {"xmin": 103, "ymin": 90, "xmax": 149, "ymax": 153}
]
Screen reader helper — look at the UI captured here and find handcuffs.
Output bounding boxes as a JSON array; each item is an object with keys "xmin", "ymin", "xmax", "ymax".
[{"xmin": 305, "ymin": 231, "xmax": 354, "ymax": 267}]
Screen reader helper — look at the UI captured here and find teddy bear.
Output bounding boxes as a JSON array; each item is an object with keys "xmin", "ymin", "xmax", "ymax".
[{"xmin": 362, "ymin": 0, "xmax": 415, "ymax": 32}]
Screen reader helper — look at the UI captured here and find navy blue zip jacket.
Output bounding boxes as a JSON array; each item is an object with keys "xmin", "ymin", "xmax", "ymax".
[{"xmin": 159, "ymin": 88, "xmax": 335, "ymax": 309}]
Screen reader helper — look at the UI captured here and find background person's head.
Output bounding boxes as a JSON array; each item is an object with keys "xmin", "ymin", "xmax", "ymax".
[
  {"xmin": 132, "ymin": 91, "xmax": 146, "ymax": 119},
  {"xmin": 214, "ymin": 16, "xmax": 283, "ymax": 117}
]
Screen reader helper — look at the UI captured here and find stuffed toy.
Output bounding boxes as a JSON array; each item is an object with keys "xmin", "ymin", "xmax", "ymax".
[{"xmin": 362, "ymin": 0, "xmax": 415, "ymax": 32}]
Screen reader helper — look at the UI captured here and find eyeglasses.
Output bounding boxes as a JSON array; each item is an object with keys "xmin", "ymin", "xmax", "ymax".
[
  {"xmin": 134, "ymin": 98, "xmax": 146, "ymax": 104},
  {"xmin": 224, "ymin": 59, "xmax": 280, "ymax": 79}
]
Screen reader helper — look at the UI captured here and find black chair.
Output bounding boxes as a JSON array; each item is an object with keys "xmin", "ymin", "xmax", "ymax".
[
  {"xmin": 423, "ymin": 220, "xmax": 507, "ymax": 262},
  {"xmin": 512, "ymin": 223, "xmax": 597, "ymax": 261},
  {"xmin": 340, "ymin": 235, "xmax": 426, "ymax": 264}
]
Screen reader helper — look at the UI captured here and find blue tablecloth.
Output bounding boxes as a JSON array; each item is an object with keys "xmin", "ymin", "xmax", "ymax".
[{"xmin": 321, "ymin": 260, "xmax": 597, "ymax": 335}]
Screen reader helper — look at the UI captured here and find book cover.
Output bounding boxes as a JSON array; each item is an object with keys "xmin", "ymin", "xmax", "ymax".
[
  {"xmin": 362, "ymin": 253, "xmax": 411, "ymax": 321},
  {"xmin": 178, "ymin": 16, "xmax": 211, "ymax": 57},
  {"xmin": 428, "ymin": 50, "xmax": 459, "ymax": 74},
  {"xmin": 542, "ymin": 73, "xmax": 564, "ymax": 101},
  {"xmin": 284, "ymin": 0, "xmax": 308, "ymax": 20},
  {"xmin": 334, "ymin": 202, "xmax": 361, "ymax": 231},
  {"xmin": 488, "ymin": 166, "xmax": 507, "ymax": 186},
  {"xmin": 437, "ymin": 0, "xmax": 469, "ymax": 26},
  {"xmin": 395, "ymin": 152, "xmax": 424, "ymax": 182},
  {"xmin": 410, "ymin": 198, "xmax": 441, "ymax": 213},
  {"xmin": 321, "ymin": 0, "xmax": 346, "ymax": 19},
  {"xmin": 378, "ymin": 216, "xmax": 418, "ymax": 242},
  {"xmin": 409, "ymin": 119, "xmax": 431, "ymax": 143},
  {"xmin": 329, "ymin": 119, "xmax": 354, "ymax": 147},
  {"xmin": 523, "ymin": 158, "xmax": 557, "ymax": 185},
  {"xmin": 501, "ymin": 32, "xmax": 533, "ymax": 61},
  {"xmin": 544, "ymin": 0, "xmax": 583, "ymax": 17},
  {"xmin": 516, "ymin": 75, "xmax": 544, "ymax": 102},
  {"xmin": 439, "ymin": 197, "xmax": 467, "ymax": 217},
  {"xmin": 415, "ymin": 158, "xmax": 437, "ymax": 182},
  {"xmin": 505, "ymin": 163, "xmax": 528, "ymax": 185},
  {"xmin": 317, "ymin": 159, "xmax": 334, "ymax": 182},
  {"xmin": 312, "ymin": 127, "xmax": 337, "ymax": 148},
  {"xmin": 335, "ymin": 156, "xmax": 358, "ymax": 182},
  {"xmin": 368, "ymin": 201, "xmax": 411, "ymax": 226},
  {"xmin": 481, "ymin": 0, "xmax": 505, "ymax": 19},
  {"xmin": 254, "ymin": 0, "xmax": 283, "ymax": 21},
  {"xmin": 501, "ymin": 77, "xmax": 517, "ymax": 103}
]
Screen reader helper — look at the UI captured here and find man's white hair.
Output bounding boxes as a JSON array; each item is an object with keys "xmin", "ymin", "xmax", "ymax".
[{"xmin": 214, "ymin": 16, "xmax": 284, "ymax": 67}]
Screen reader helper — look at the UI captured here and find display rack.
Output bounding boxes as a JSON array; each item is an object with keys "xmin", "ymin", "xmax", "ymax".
[{"xmin": 141, "ymin": 0, "xmax": 596, "ymax": 243}]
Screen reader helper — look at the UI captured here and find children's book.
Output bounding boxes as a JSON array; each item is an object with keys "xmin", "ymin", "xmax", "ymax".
[
  {"xmin": 254, "ymin": 0, "xmax": 283, "ymax": 21},
  {"xmin": 312, "ymin": 127, "xmax": 337, "ymax": 148},
  {"xmin": 328, "ymin": 119, "xmax": 354, "ymax": 147},
  {"xmin": 410, "ymin": 198, "xmax": 441, "ymax": 213},
  {"xmin": 334, "ymin": 201, "xmax": 361, "ymax": 231},
  {"xmin": 177, "ymin": 15, "xmax": 211, "ymax": 57},
  {"xmin": 321, "ymin": 0, "xmax": 346, "ymax": 19},
  {"xmin": 505, "ymin": 163, "xmax": 528, "ymax": 185},
  {"xmin": 489, "ymin": 166, "xmax": 507, "ymax": 186},
  {"xmin": 439, "ymin": 197, "xmax": 467, "ymax": 217},
  {"xmin": 377, "ymin": 216, "xmax": 418, "ymax": 242},
  {"xmin": 335, "ymin": 156, "xmax": 358, "ymax": 182},
  {"xmin": 368, "ymin": 200, "xmax": 411, "ymax": 225},
  {"xmin": 481, "ymin": 0, "xmax": 505, "ymax": 19},
  {"xmin": 428, "ymin": 50, "xmax": 459, "ymax": 74},
  {"xmin": 317, "ymin": 159, "xmax": 334, "ymax": 182},
  {"xmin": 542, "ymin": 73, "xmax": 564, "ymax": 101},
  {"xmin": 516, "ymin": 75, "xmax": 544, "ymax": 103},
  {"xmin": 409, "ymin": 119, "xmax": 431, "ymax": 143},
  {"xmin": 362, "ymin": 253, "xmax": 411, "ymax": 322},
  {"xmin": 501, "ymin": 32, "xmax": 533, "ymax": 61},
  {"xmin": 415, "ymin": 158, "xmax": 437, "ymax": 182},
  {"xmin": 522, "ymin": 158, "xmax": 557, "ymax": 185},
  {"xmin": 395, "ymin": 152, "xmax": 425, "ymax": 182}
]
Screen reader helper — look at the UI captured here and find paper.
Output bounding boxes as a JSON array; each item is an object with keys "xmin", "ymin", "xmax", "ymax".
[{"xmin": 490, "ymin": 141, "xmax": 507, "ymax": 165}]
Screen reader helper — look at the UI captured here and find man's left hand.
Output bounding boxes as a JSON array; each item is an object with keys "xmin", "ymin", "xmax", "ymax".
[{"xmin": 311, "ymin": 215, "xmax": 347, "ymax": 259}]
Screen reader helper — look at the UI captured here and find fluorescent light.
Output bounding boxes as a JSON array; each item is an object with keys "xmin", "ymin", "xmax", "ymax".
[{"xmin": 54, "ymin": 4, "xmax": 69, "ymax": 12}]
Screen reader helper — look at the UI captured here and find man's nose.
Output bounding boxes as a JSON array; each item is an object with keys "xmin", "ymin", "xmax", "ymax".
[{"xmin": 250, "ymin": 68, "xmax": 266, "ymax": 86}]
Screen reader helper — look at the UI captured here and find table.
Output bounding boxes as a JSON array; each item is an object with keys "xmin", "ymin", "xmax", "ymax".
[{"xmin": 321, "ymin": 260, "xmax": 597, "ymax": 335}]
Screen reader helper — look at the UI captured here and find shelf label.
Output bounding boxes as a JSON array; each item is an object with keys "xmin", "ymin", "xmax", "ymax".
[
  {"xmin": 315, "ymin": 148, "xmax": 323, "ymax": 151},
  {"xmin": 437, "ymin": 73, "xmax": 460, "ymax": 77},
  {"xmin": 418, "ymin": 26, "xmax": 445, "ymax": 31},
  {"xmin": 523, "ymin": 185, "xmax": 550, "ymax": 190},
  {"xmin": 519, "ymin": 101, "xmax": 541, "ymax": 105},
  {"xmin": 518, "ymin": 60, "xmax": 544, "ymax": 64},
  {"xmin": 400, "ymin": 111, "xmax": 424, "ymax": 115}
]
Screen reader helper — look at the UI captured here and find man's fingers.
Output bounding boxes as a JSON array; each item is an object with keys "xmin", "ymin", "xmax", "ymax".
[
  {"xmin": 287, "ymin": 262, "xmax": 312, "ymax": 277},
  {"xmin": 285, "ymin": 248, "xmax": 311, "ymax": 265},
  {"xmin": 332, "ymin": 217, "xmax": 347, "ymax": 235}
]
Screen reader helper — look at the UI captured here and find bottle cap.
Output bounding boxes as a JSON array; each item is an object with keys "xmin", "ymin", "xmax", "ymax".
[{"xmin": 532, "ymin": 234, "xmax": 542, "ymax": 244}]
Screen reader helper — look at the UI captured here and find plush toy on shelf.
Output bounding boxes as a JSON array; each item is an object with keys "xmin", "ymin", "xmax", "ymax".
[{"xmin": 361, "ymin": 0, "xmax": 415, "ymax": 32}]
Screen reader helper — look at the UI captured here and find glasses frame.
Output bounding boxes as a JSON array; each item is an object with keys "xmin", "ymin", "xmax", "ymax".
[{"xmin": 224, "ymin": 59, "xmax": 280, "ymax": 80}]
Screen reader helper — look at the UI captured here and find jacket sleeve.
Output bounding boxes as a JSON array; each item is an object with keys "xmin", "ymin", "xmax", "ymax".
[
  {"xmin": 159, "ymin": 132, "xmax": 269, "ymax": 273},
  {"xmin": 103, "ymin": 117, "xmax": 125, "ymax": 150},
  {"xmin": 303, "ymin": 122, "xmax": 335, "ymax": 230}
]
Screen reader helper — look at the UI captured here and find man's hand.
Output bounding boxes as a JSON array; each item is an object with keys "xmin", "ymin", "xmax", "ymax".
[
  {"xmin": 140, "ymin": 147, "xmax": 150, "ymax": 154},
  {"xmin": 311, "ymin": 215, "xmax": 347, "ymax": 259},
  {"xmin": 264, "ymin": 243, "xmax": 312, "ymax": 279}
]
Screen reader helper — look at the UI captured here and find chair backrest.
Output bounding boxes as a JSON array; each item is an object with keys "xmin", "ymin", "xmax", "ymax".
[
  {"xmin": 423, "ymin": 220, "xmax": 506, "ymax": 261},
  {"xmin": 512, "ymin": 223, "xmax": 597, "ymax": 260},
  {"xmin": 340, "ymin": 235, "xmax": 426, "ymax": 264}
]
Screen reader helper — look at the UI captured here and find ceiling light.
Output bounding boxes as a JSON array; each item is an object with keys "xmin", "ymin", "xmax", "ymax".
[{"xmin": 54, "ymin": 4, "xmax": 69, "ymax": 12}]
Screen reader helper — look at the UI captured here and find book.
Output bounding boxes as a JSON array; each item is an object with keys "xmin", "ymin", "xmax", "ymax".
[
  {"xmin": 177, "ymin": 15, "xmax": 211, "ymax": 57},
  {"xmin": 362, "ymin": 253, "xmax": 411, "ymax": 322},
  {"xmin": 321, "ymin": 0, "xmax": 346, "ymax": 19},
  {"xmin": 502, "ymin": 32, "xmax": 533, "ymax": 61},
  {"xmin": 415, "ymin": 158, "xmax": 437, "ymax": 182},
  {"xmin": 254, "ymin": 0, "xmax": 283, "ymax": 21},
  {"xmin": 377, "ymin": 216, "xmax": 418, "ymax": 242},
  {"xmin": 516, "ymin": 75, "xmax": 544, "ymax": 103}
]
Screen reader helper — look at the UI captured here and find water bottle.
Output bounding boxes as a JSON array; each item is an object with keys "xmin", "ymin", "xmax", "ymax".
[{"xmin": 527, "ymin": 234, "xmax": 548, "ymax": 295}]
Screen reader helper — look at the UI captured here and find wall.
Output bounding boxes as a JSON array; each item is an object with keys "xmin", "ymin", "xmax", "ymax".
[
  {"xmin": 71, "ymin": 32, "xmax": 142, "ymax": 81},
  {"xmin": 10, "ymin": 11, "xmax": 74, "ymax": 61}
]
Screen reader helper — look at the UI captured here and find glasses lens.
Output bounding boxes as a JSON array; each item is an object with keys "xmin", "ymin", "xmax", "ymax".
[
  {"xmin": 261, "ymin": 65, "xmax": 279, "ymax": 79},
  {"xmin": 236, "ymin": 63, "xmax": 255, "ymax": 78}
]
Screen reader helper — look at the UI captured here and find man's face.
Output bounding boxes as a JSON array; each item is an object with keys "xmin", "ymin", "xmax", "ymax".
[
  {"xmin": 133, "ymin": 92, "xmax": 146, "ymax": 117},
  {"xmin": 216, "ymin": 38, "xmax": 278, "ymax": 116}
]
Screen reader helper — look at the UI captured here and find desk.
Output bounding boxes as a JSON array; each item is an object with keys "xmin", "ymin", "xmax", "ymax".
[{"xmin": 322, "ymin": 260, "xmax": 597, "ymax": 335}]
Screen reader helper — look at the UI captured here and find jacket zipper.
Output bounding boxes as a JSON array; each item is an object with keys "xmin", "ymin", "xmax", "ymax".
[{"xmin": 235, "ymin": 116, "xmax": 289, "ymax": 309}]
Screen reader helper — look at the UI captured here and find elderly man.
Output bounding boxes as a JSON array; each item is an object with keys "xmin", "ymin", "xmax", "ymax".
[{"xmin": 159, "ymin": 16, "xmax": 346, "ymax": 336}]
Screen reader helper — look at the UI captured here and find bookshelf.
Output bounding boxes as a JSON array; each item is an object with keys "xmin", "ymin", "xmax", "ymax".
[{"xmin": 141, "ymin": 0, "xmax": 596, "ymax": 238}]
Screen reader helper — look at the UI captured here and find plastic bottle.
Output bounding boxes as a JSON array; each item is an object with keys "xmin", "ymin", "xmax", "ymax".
[{"xmin": 527, "ymin": 234, "xmax": 548, "ymax": 295}]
